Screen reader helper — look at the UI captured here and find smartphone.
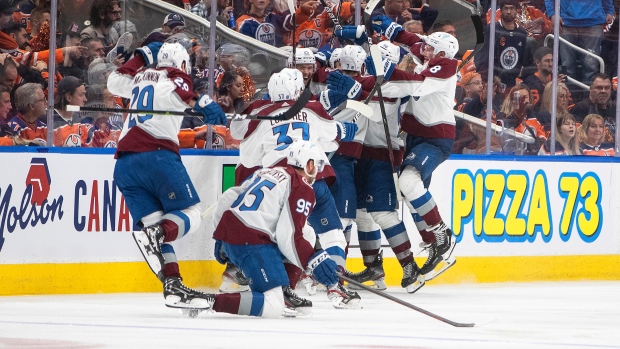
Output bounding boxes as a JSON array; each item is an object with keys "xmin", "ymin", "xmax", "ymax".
[
  {"xmin": 513, "ymin": 91, "xmax": 520, "ymax": 106},
  {"xmin": 558, "ymin": 65, "xmax": 567, "ymax": 75}
]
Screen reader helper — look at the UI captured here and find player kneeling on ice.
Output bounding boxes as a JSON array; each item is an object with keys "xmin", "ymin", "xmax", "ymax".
[
  {"xmin": 208, "ymin": 140, "xmax": 341, "ymax": 318},
  {"xmin": 108, "ymin": 40, "xmax": 227, "ymax": 311}
]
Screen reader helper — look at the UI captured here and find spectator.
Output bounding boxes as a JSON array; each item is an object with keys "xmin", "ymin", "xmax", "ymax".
[
  {"xmin": 81, "ymin": 0, "xmax": 121, "ymax": 48},
  {"xmin": 431, "ymin": 19, "xmax": 457, "ymax": 37},
  {"xmin": 0, "ymin": 84, "xmax": 13, "ymax": 145},
  {"xmin": 61, "ymin": 22, "xmax": 82, "ymax": 48},
  {"xmin": 545, "ymin": 0, "xmax": 614, "ymax": 86},
  {"xmin": 537, "ymin": 81, "xmax": 571, "ymax": 133},
  {"xmin": 50, "ymin": 76, "xmax": 90, "ymax": 147},
  {"xmin": 522, "ymin": 46, "xmax": 567, "ymax": 110},
  {"xmin": 7, "ymin": 82, "xmax": 47, "ymax": 146},
  {"xmin": 475, "ymin": 0, "xmax": 528, "ymax": 96},
  {"xmin": 161, "ymin": 13, "xmax": 186, "ymax": 34},
  {"xmin": 0, "ymin": 54, "xmax": 18, "ymax": 90},
  {"xmin": 216, "ymin": 43, "xmax": 250, "ymax": 73},
  {"xmin": 579, "ymin": 113, "xmax": 615, "ymax": 156},
  {"xmin": 84, "ymin": 84, "xmax": 124, "ymax": 130},
  {"xmin": 569, "ymin": 73, "xmax": 615, "ymax": 123},
  {"xmin": 500, "ymin": 83, "xmax": 547, "ymax": 154},
  {"xmin": 236, "ymin": 0, "xmax": 294, "ymax": 47},
  {"xmin": 217, "ymin": 70, "xmax": 245, "ymax": 113},
  {"xmin": 29, "ymin": 6, "xmax": 50, "ymax": 39},
  {"xmin": 2, "ymin": 22, "xmax": 30, "ymax": 51},
  {"xmin": 190, "ymin": 0, "xmax": 234, "ymax": 26},
  {"xmin": 457, "ymin": 72, "xmax": 483, "ymax": 109},
  {"xmin": 404, "ymin": 2, "xmax": 439, "ymax": 34},
  {"xmin": 372, "ymin": 0, "xmax": 409, "ymax": 25},
  {"xmin": 403, "ymin": 19, "xmax": 423, "ymax": 34},
  {"xmin": 538, "ymin": 113, "xmax": 580, "ymax": 155},
  {"xmin": 0, "ymin": 1, "xmax": 19, "ymax": 43},
  {"xmin": 87, "ymin": 111, "xmax": 121, "ymax": 148}
]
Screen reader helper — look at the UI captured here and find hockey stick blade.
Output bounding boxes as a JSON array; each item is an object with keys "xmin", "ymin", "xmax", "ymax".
[
  {"xmin": 339, "ymin": 274, "xmax": 476, "ymax": 327},
  {"xmin": 330, "ymin": 100, "xmax": 377, "ymax": 121},
  {"xmin": 370, "ymin": 45, "xmax": 385, "ymax": 83}
]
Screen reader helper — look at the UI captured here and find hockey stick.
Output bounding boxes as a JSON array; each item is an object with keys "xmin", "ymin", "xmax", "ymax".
[
  {"xmin": 339, "ymin": 274, "xmax": 475, "ymax": 327},
  {"xmin": 328, "ymin": 99, "xmax": 376, "ymax": 120},
  {"xmin": 67, "ymin": 96, "xmax": 312, "ymax": 121},
  {"xmin": 369, "ymin": 45, "xmax": 402, "ymax": 208}
]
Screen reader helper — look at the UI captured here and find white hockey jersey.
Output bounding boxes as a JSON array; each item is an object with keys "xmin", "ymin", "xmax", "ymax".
[
  {"xmin": 212, "ymin": 166, "xmax": 317, "ymax": 270},
  {"xmin": 107, "ymin": 55, "xmax": 195, "ymax": 155},
  {"xmin": 230, "ymin": 100, "xmax": 340, "ymax": 185}
]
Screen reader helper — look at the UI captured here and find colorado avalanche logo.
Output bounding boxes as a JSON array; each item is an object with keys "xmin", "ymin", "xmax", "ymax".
[
  {"xmin": 500, "ymin": 47, "xmax": 518, "ymax": 70},
  {"xmin": 64, "ymin": 134, "xmax": 81, "ymax": 147},
  {"xmin": 298, "ymin": 29, "xmax": 322, "ymax": 49},
  {"xmin": 256, "ymin": 23, "xmax": 276, "ymax": 46},
  {"xmin": 104, "ymin": 141, "xmax": 118, "ymax": 148}
]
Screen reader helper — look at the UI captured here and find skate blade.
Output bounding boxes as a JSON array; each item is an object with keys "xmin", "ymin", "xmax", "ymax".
[
  {"xmin": 330, "ymin": 296, "xmax": 362, "ymax": 309},
  {"xmin": 347, "ymin": 279, "xmax": 387, "ymax": 291},
  {"xmin": 405, "ymin": 277, "xmax": 425, "ymax": 294},
  {"xmin": 180, "ymin": 308, "xmax": 207, "ymax": 318},
  {"xmin": 132, "ymin": 231, "xmax": 163, "ymax": 277},
  {"xmin": 219, "ymin": 279, "xmax": 250, "ymax": 293},
  {"xmin": 282, "ymin": 307, "xmax": 313, "ymax": 318},
  {"xmin": 165, "ymin": 296, "xmax": 211, "ymax": 310},
  {"xmin": 425, "ymin": 257, "xmax": 456, "ymax": 281}
]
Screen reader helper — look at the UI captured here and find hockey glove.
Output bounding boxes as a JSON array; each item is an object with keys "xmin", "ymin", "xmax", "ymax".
[
  {"xmin": 364, "ymin": 56, "xmax": 396, "ymax": 80},
  {"xmin": 319, "ymin": 89, "xmax": 347, "ymax": 111},
  {"xmin": 326, "ymin": 70, "xmax": 362, "ymax": 99},
  {"xmin": 336, "ymin": 121, "xmax": 358, "ymax": 142},
  {"xmin": 307, "ymin": 250, "xmax": 339, "ymax": 286},
  {"xmin": 214, "ymin": 240, "xmax": 229, "ymax": 265},
  {"xmin": 135, "ymin": 41, "xmax": 163, "ymax": 66},
  {"xmin": 372, "ymin": 15, "xmax": 403, "ymax": 42},
  {"xmin": 195, "ymin": 94, "xmax": 227, "ymax": 125},
  {"xmin": 314, "ymin": 46, "xmax": 333, "ymax": 66},
  {"xmin": 335, "ymin": 25, "xmax": 368, "ymax": 45}
]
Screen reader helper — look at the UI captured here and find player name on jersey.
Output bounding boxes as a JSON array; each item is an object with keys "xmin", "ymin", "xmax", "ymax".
[
  {"xmin": 269, "ymin": 111, "xmax": 309, "ymax": 125},
  {"xmin": 133, "ymin": 71, "xmax": 161, "ymax": 84}
]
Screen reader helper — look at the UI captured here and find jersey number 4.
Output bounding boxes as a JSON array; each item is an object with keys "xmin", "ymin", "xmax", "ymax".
[{"xmin": 127, "ymin": 86, "xmax": 155, "ymax": 128}]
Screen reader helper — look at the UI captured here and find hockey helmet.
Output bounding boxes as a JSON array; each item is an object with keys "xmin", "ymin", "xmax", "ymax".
[
  {"xmin": 286, "ymin": 140, "xmax": 325, "ymax": 180},
  {"xmin": 294, "ymin": 47, "xmax": 316, "ymax": 66},
  {"xmin": 281, "ymin": 68, "xmax": 305, "ymax": 97},
  {"xmin": 329, "ymin": 47, "xmax": 342, "ymax": 68},
  {"xmin": 378, "ymin": 40, "xmax": 401, "ymax": 64},
  {"xmin": 423, "ymin": 32, "xmax": 459, "ymax": 59},
  {"xmin": 268, "ymin": 71, "xmax": 298, "ymax": 102},
  {"xmin": 157, "ymin": 42, "xmax": 191, "ymax": 74},
  {"xmin": 339, "ymin": 45, "xmax": 367, "ymax": 73}
]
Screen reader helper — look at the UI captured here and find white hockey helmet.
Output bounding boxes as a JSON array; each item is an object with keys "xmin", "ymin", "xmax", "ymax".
[
  {"xmin": 339, "ymin": 45, "xmax": 367, "ymax": 73},
  {"xmin": 157, "ymin": 42, "xmax": 191, "ymax": 74},
  {"xmin": 268, "ymin": 71, "xmax": 298, "ymax": 102},
  {"xmin": 424, "ymin": 32, "xmax": 459, "ymax": 59},
  {"xmin": 281, "ymin": 68, "xmax": 305, "ymax": 96},
  {"xmin": 286, "ymin": 140, "xmax": 325, "ymax": 179},
  {"xmin": 329, "ymin": 47, "xmax": 342, "ymax": 68},
  {"xmin": 378, "ymin": 40, "xmax": 401, "ymax": 64},
  {"xmin": 294, "ymin": 47, "xmax": 316, "ymax": 66}
]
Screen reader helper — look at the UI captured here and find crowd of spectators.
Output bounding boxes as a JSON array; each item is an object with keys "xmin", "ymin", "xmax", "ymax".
[{"xmin": 0, "ymin": 0, "xmax": 618, "ymax": 156}]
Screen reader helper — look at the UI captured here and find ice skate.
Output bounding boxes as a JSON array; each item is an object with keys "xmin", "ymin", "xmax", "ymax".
[
  {"xmin": 164, "ymin": 276, "xmax": 215, "ymax": 311},
  {"xmin": 219, "ymin": 263, "xmax": 250, "ymax": 293},
  {"xmin": 327, "ymin": 283, "xmax": 362, "ymax": 309},
  {"xmin": 282, "ymin": 285, "xmax": 313, "ymax": 317},
  {"xmin": 401, "ymin": 261, "xmax": 425, "ymax": 294},
  {"xmin": 347, "ymin": 251, "xmax": 387, "ymax": 290},
  {"xmin": 132, "ymin": 224, "xmax": 165, "ymax": 282},
  {"xmin": 420, "ymin": 223, "xmax": 456, "ymax": 281},
  {"xmin": 299, "ymin": 271, "xmax": 318, "ymax": 295}
]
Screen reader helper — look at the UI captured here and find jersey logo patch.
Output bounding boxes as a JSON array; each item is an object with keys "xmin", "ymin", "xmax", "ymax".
[
  {"xmin": 298, "ymin": 29, "xmax": 322, "ymax": 49},
  {"xmin": 255, "ymin": 23, "xmax": 276, "ymax": 46},
  {"xmin": 500, "ymin": 47, "xmax": 518, "ymax": 70}
]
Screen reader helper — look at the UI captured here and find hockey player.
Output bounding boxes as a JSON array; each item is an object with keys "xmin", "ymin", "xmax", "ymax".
[
  {"xmin": 372, "ymin": 16, "xmax": 459, "ymax": 280},
  {"xmin": 231, "ymin": 69, "xmax": 362, "ymax": 309},
  {"xmin": 107, "ymin": 41, "xmax": 228, "ymax": 310},
  {"xmin": 208, "ymin": 140, "xmax": 341, "ymax": 318},
  {"xmin": 325, "ymin": 42, "xmax": 424, "ymax": 293}
]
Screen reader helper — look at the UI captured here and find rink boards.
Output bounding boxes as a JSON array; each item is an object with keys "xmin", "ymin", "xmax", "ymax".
[{"xmin": 0, "ymin": 148, "xmax": 619, "ymax": 295}]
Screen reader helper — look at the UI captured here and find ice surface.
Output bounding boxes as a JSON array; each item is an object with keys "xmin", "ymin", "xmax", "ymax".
[{"xmin": 0, "ymin": 281, "xmax": 618, "ymax": 349}]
